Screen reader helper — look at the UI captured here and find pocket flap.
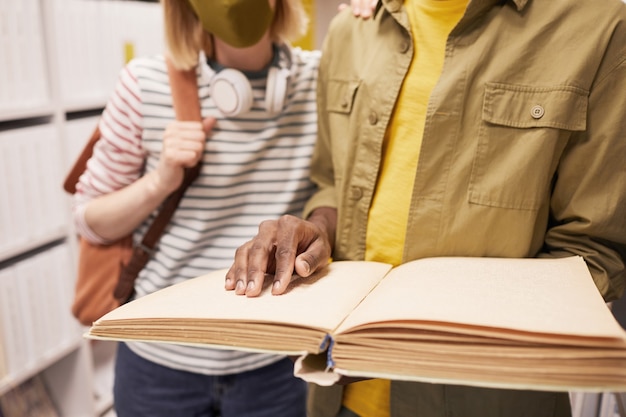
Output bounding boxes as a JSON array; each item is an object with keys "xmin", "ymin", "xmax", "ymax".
[
  {"xmin": 483, "ymin": 83, "xmax": 588, "ymax": 131},
  {"xmin": 326, "ymin": 79, "xmax": 360, "ymax": 114}
]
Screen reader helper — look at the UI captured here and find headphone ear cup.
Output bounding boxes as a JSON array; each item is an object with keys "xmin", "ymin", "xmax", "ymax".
[
  {"xmin": 265, "ymin": 66, "xmax": 289, "ymax": 116},
  {"xmin": 210, "ymin": 68, "xmax": 253, "ymax": 117}
]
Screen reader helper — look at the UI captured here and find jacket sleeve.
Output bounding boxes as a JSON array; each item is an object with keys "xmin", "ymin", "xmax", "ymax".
[
  {"xmin": 303, "ymin": 25, "xmax": 339, "ymax": 219},
  {"xmin": 543, "ymin": 30, "xmax": 626, "ymax": 301}
]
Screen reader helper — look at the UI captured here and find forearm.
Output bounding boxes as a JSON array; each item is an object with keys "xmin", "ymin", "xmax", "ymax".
[{"xmin": 84, "ymin": 170, "xmax": 171, "ymax": 241}]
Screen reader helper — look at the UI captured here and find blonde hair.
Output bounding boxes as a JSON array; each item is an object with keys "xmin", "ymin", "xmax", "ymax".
[{"xmin": 162, "ymin": 0, "xmax": 309, "ymax": 70}]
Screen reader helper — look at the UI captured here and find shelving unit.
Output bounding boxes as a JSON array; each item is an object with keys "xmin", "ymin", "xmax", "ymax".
[{"xmin": 0, "ymin": 0, "xmax": 164, "ymax": 415}]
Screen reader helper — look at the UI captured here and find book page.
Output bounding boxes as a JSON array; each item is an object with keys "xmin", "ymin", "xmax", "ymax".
[
  {"xmin": 335, "ymin": 256, "xmax": 626, "ymax": 341},
  {"xmin": 95, "ymin": 261, "xmax": 392, "ymax": 333}
]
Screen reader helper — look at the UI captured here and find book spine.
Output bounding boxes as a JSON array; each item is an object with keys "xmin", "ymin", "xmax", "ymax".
[{"xmin": 326, "ymin": 337, "xmax": 336, "ymax": 370}]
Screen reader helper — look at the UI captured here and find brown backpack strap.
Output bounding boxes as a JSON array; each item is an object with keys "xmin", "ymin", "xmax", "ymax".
[
  {"xmin": 114, "ymin": 58, "xmax": 202, "ymax": 302},
  {"xmin": 63, "ymin": 125, "xmax": 101, "ymax": 194}
]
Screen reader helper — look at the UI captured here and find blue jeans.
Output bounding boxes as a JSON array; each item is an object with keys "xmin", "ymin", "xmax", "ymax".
[{"xmin": 114, "ymin": 342, "xmax": 307, "ymax": 417}]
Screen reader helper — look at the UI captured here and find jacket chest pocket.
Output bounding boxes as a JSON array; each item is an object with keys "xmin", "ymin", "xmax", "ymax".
[
  {"xmin": 324, "ymin": 78, "xmax": 360, "ymax": 181},
  {"xmin": 469, "ymin": 82, "xmax": 588, "ymax": 210},
  {"xmin": 326, "ymin": 79, "xmax": 359, "ymax": 114}
]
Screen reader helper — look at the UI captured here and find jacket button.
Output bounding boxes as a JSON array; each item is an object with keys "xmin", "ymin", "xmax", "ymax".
[
  {"xmin": 530, "ymin": 105, "xmax": 545, "ymax": 119},
  {"xmin": 368, "ymin": 111, "xmax": 378, "ymax": 125},
  {"xmin": 399, "ymin": 39, "xmax": 410, "ymax": 53},
  {"xmin": 350, "ymin": 187, "xmax": 363, "ymax": 200}
]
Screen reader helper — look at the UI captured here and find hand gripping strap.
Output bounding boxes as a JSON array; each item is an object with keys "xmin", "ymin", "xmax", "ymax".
[{"xmin": 113, "ymin": 58, "xmax": 202, "ymax": 303}]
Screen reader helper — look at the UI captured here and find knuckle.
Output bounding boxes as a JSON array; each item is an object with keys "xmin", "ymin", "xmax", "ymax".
[
  {"xmin": 277, "ymin": 214, "xmax": 297, "ymax": 226},
  {"xmin": 276, "ymin": 246, "xmax": 296, "ymax": 259},
  {"xmin": 258, "ymin": 219, "xmax": 277, "ymax": 232},
  {"xmin": 233, "ymin": 243, "xmax": 249, "ymax": 257},
  {"xmin": 249, "ymin": 241, "xmax": 271, "ymax": 254}
]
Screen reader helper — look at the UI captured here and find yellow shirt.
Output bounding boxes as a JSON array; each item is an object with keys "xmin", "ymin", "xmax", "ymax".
[{"xmin": 343, "ymin": 0, "xmax": 468, "ymax": 415}]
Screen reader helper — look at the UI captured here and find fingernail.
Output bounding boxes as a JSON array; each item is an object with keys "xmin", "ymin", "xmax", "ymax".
[
  {"xmin": 225, "ymin": 278, "xmax": 232, "ymax": 287},
  {"xmin": 273, "ymin": 281, "xmax": 281, "ymax": 291},
  {"xmin": 236, "ymin": 280, "xmax": 244, "ymax": 292},
  {"xmin": 246, "ymin": 281, "xmax": 255, "ymax": 292}
]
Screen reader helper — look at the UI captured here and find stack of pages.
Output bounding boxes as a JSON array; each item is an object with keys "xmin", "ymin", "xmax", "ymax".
[{"xmin": 87, "ymin": 256, "xmax": 626, "ymax": 392}]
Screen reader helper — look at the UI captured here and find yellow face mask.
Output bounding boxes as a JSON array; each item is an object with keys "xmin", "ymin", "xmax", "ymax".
[{"xmin": 187, "ymin": 0, "xmax": 275, "ymax": 48}]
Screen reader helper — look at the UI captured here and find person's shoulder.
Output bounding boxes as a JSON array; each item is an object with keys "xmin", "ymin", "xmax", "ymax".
[
  {"xmin": 565, "ymin": 0, "xmax": 626, "ymax": 42},
  {"xmin": 324, "ymin": 7, "xmax": 377, "ymax": 51},
  {"xmin": 522, "ymin": 0, "xmax": 625, "ymax": 45},
  {"xmin": 327, "ymin": 7, "xmax": 362, "ymax": 33},
  {"xmin": 123, "ymin": 55, "xmax": 168, "ymax": 84},
  {"xmin": 559, "ymin": 0, "xmax": 626, "ymax": 21},
  {"xmin": 289, "ymin": 46, "xmax": 321, "ymax": 66},
  {"xmin": 279, "ymin": 44, "xmax": 320, "ymax": 80},
  {"xmin": 600, "ymin": 0, "xmax": 626, "ymax": 21},
  {"xmin": 586, "ymin": 0, "xmax": 626, "ymax": 13},
  {"xmin": 114, "ymin": 54, "xmax": 170, "ymax": 100},
  {"xmin": 123, "ymin": 54, "xmax": 168, "ymax": 79}
]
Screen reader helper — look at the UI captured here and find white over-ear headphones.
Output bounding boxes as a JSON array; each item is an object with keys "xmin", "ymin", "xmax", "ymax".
[
  {"xmin": 209, "ymin": 46, "xmax": 291, "ymax": 117},
  {"xmin": 210, "ymin": 69, "xmax": 253, "ymax": 117},
  {"xmin": 265, "ymin": 66, "xmax": 290, "ymax": 115}
]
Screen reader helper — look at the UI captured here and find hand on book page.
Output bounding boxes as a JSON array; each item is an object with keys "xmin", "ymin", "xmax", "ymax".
[{"xmin": 225, "ymin": 207, "xmax": 338, "ymax": 297}]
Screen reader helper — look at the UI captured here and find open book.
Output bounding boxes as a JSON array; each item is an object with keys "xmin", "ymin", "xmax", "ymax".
[{"xmin": 87, "ymin": 256, "xmax": 626, "ymax": 392}]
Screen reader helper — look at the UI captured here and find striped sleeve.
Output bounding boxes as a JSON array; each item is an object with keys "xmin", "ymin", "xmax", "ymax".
[{"xmin": 73, "ymin": 63, "xmax": 146, "ymax": 243}]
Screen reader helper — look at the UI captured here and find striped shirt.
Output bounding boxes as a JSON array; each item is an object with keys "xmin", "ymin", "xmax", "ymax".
[{"xmin": 74, "ymin": 45, "xmax": 320, "ymax": 375}]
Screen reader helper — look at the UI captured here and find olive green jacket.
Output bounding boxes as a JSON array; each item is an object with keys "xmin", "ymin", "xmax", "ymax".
[
  {"xmin": 304, "ymin": 0, "xmax": 626, "ymax": 415},
  {"xmin": 306, "ymin": 0, "xmax": 626, "ymax": 300}
]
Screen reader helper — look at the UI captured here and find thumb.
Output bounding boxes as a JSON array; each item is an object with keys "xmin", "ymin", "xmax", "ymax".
[
  {"xmin": 202, "ymin": 117, "xmax": 216, "ymax": 134},
  {"xmin": 293, "ymin": 242, "xmax": 330, "ymax": 278}
]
